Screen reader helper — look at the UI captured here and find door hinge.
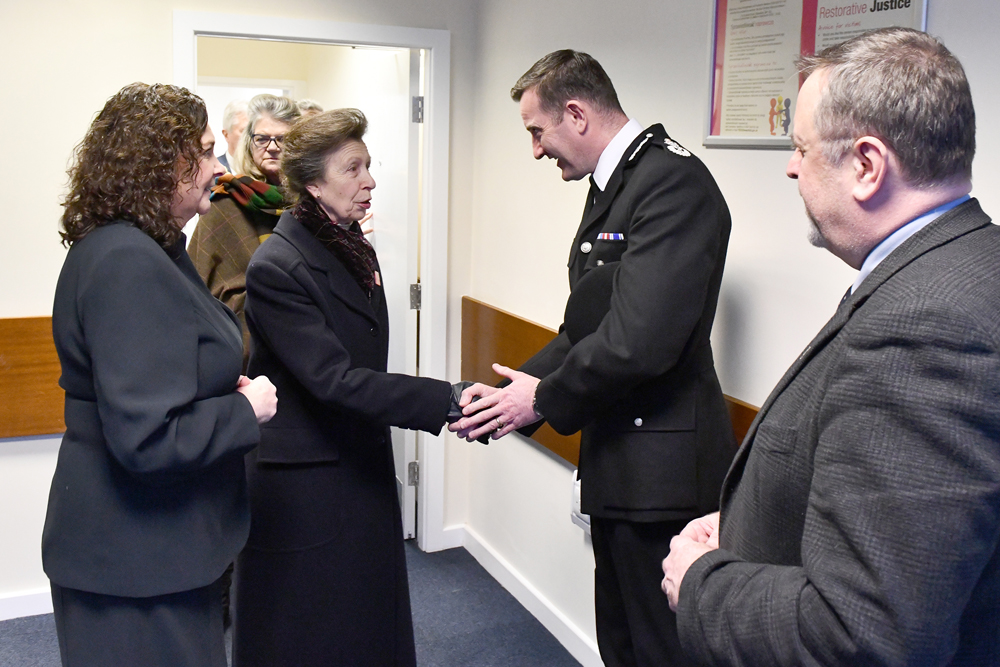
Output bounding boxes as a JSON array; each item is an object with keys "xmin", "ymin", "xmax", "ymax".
[
  {"xmin": 407, "ymin": 461, "xmax": 419, "ymax": 486},
  {"xmin": 412, "ymin": 96, "xmax": 424, "ymax": 123},
  {"xmin": 410, "ymin": 283, "xmax": 422, "ymax": 310}
]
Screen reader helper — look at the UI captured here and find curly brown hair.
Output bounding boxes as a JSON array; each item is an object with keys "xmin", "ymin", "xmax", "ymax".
[{"xmin": 61, "ymin": 82, "xmax": 209, "ymax": 248}]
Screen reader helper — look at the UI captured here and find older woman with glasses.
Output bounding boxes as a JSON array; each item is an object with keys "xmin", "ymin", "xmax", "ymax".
[
  {"xmin": 187, "ymin": 93, "xmax": 301, "ymax": 369},
  {"xmin": 44, "ymin": 82, "xmax": 277, "ymax": 667}
]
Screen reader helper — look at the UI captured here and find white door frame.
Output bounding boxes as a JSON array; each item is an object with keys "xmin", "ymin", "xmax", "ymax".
[{"xmin": 173, "ymin": 11, "xmax": 454, "ymax": 553}]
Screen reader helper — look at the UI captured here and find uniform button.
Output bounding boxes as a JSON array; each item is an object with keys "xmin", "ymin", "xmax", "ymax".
[
  {"xmin": 634, "ymin": 417, "xmax": 643, "ymax": 427},
  {"xmin": 581, "ymin": 242, "xmax": 593, "ymax": 254},
  {"xmin": 370, "ymin": 327, "xmax": 378, "ymax": 337},
  {"xmin": 596, "ymin": 260, "xmax": 604, "ymax": 266}
]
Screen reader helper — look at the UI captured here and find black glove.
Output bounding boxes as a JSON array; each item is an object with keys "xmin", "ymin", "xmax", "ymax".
[{"xmin": 448, "ymin": 381, "xmax": 491, "ymax": 444}]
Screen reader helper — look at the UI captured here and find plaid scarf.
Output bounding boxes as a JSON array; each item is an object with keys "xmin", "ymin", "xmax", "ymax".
[
  {"xmin": 210, "ymin": 174, "xmax": 285, "ymax": 215},
  {"xmin": 292, "ymin": 195, "xmax": 378, "ymax": 297}
]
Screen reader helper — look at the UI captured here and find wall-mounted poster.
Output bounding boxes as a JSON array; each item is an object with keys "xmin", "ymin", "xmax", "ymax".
[{"xmin": 705, "ymin": 0, "xmax": 927, "ymax": 148}]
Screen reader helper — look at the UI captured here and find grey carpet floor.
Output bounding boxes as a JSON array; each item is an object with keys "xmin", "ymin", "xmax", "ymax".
[{"xmin": 0, "ymin": 543, "xmax": 582, "ymax": 667}]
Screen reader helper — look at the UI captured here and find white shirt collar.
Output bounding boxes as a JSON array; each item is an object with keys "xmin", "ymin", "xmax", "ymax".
[
  {"xmin": 592, "ymin": 119, "xmax": 643, "ymax": 191},
  {"xmin": 851, "ymin": 195, "xmax": 971, "ymax": 293}
]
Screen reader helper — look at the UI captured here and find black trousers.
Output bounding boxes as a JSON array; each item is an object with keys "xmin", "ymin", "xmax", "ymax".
[
  {"xmin": 50, "ymin": 579, "xmax": 226, "ymax": 667},
  {"xmin": 591, "ymin": 516, "xmax": 697, "ymax": 667}
]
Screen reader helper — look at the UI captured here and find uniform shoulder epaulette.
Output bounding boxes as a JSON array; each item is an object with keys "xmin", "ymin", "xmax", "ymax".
[
  {"xmin": 628, "ymin": 130, "xmax": 691, "ymax": 161},
  {"xmin": 661, "ymin": 134, "xmax": 691, "ymax": 157}
]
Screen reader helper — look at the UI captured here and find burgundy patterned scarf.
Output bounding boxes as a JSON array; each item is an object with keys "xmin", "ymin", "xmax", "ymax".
[{"xmin": 291, "ymin": 194, "xmax": 378, "ymax": 297}]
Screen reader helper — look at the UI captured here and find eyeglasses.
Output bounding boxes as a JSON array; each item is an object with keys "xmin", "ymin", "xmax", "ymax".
[{"xmin": 251, "ymin": 134, "xmax": 285, "ymax": 149}]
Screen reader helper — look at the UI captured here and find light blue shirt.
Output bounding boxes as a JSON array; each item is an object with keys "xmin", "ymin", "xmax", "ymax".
[
  {"xmin": 592, "ymin": 119, "xmax": 644, "ymax": 191},
  {"xmin": 851, "ymin": 195, "xmax": 971, "ymax": 294}
]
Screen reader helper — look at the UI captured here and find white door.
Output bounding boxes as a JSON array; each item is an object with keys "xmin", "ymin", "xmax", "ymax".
[
  {"xmin": 347, "ymin": 48, "xmax": 423, "ymax": 539},
  {"xmin": 269, "ymin": 43, "xmax": 422, "ymax": 538},
  {"xmin": 400, "ymin": 48, "xmax": 423, "ymax": 539},
  {"xmin": 367, "ymin": 50, "xmax": 422, "ymax": 538}
]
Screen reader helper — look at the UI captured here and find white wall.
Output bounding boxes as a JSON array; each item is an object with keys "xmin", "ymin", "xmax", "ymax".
[{"xmin": 0, "ymin": 437, "xmax": 61, "ymax": 618}]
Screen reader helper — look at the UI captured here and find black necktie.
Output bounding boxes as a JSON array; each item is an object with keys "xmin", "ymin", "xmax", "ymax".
[{"xmin": 582, "ymin": 176, "xmax": 598, "ymax": 221}]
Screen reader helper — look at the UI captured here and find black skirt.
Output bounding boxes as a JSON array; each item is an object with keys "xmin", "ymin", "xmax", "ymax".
[{"xmin": 50, "ymin": 578, "xmax": 227, "ymax": 667}]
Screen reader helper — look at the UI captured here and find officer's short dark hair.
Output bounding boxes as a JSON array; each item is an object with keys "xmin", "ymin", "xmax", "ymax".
[{"xmin": 511, "ymin": 50, "xmax": 624, "ymax": 122}]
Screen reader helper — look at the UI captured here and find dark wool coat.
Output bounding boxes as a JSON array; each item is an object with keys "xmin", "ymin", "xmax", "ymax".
[{"xmin": 235, "ymin": 211, "xmax": 451, "ymax": 667}]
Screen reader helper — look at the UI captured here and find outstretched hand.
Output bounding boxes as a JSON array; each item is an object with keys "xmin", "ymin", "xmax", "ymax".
[{"xmin": 447, "ymin": 364, "xmax": 543, "ymax": 441}]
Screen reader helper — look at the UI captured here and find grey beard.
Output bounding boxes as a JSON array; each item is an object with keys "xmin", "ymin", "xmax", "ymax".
[{"xmin": 806, "ymin": 211, "xmax": 828, "ymax": 249}]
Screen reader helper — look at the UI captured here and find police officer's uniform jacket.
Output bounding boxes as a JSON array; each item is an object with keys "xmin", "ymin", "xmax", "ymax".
[{"xmin": 520, "ymin": 124, "xmax": 737, "ymax": 521}]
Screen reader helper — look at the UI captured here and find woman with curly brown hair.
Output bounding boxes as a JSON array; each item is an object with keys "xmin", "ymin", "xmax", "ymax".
[{"xmin": 43, "ymin": 82, "xmax": 277, "ymax": 667}]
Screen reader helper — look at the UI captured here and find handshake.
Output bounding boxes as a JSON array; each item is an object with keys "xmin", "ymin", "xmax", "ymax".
[{"xmin": 446, "ymin": 363, "xmax": 544, "ymax": 443}]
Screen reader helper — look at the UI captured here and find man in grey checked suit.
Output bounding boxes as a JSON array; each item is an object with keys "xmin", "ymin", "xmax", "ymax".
[{"xmin": 662, "ymin": 28, "xmax": 1000, "ymax": 666}]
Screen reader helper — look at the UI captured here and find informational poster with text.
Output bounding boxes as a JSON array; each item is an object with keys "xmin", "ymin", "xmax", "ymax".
[{"xmin": 706, "ymin": 0, "xmax": 926, "ymax": 148}]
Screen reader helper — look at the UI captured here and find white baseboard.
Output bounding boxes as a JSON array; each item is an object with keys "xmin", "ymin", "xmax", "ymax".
[
  {"xmin": 0, "ymin": 588, "xmax": 52, "ymax": 621},
  {"xmin": 458, "ymin": 526, "xmax": 603, "ymax": 667}
]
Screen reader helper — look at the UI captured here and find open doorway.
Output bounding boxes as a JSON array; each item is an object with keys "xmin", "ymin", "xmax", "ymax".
[
  {"xmin": 173, "ymin": 12, "xmax": 454, "ymax": 552},
  {"xmin": 192, "ymin": 36, "xmax": 422, "ymax": 541}
]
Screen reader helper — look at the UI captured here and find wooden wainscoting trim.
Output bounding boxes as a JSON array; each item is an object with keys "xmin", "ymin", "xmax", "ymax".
[
  {"xmin": 461, "ymin": 297, "xmax": 581, "ymax": 465},
  {"xmin": 0, "ymin": 317, "xmax": 64, "ymax": 439},
  {"xmin": 725, "ymin": 395, "xmax": 759, "ymax": 445},
  {"xmin": 460, "ymin": 296, "xmax": 758, "ymax": 466}
]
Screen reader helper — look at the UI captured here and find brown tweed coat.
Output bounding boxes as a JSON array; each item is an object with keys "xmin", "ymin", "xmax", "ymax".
[{"xmin": 188, "ymin": 196, "xmax": 275, "ymax": 369}]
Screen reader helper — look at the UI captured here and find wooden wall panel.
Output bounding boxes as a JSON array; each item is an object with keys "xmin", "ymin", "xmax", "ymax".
[
  {"xmin": 0, "ymin": 317, "xmax": 64, "ymax": 439},
  {"xmin": 460, "ymin": 297, "xmax": 758, "ymax": 466},
  {"xmin": 461, "ymin": 297, "xmax": 581, "ymax": 465},
  {"xmin": 1, "ymin": 303, "xmax": 758, "ymax": 450},
  {"xmin": 725, "ymin": 395, "xmax": 759, "ymax": 445}
]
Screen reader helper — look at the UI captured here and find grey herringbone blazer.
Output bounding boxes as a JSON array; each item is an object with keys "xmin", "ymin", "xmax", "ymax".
[{"xmin": 678, "ymin": 198, "xmax": 1000, "ymax": 666}]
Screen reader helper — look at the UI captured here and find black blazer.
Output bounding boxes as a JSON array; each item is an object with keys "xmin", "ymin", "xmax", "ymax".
[
  {"xmin": 43, "ymin": 222, "xmax": 261, "ymax": 598},
  {"xmin": 244, "ymin": 212, "xmax": 451, "ymax": 469},
  {"xmin": 678, "ymin": 200, "xmax": 1000, "ymax": 666},
  {"xmin": 522, "ymin": 125, "xmax": 737, "ymax": 521}
]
